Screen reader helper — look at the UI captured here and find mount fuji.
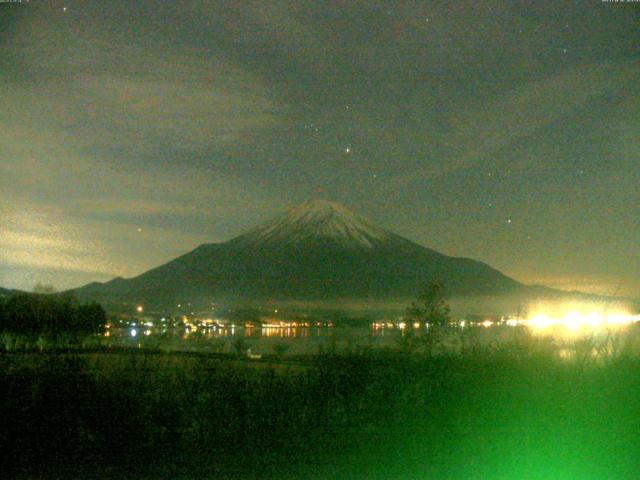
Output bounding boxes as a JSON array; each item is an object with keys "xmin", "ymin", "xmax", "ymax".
[{"xmin": 74, "ymin": 200, "xmax": 535, "ymax": 307}]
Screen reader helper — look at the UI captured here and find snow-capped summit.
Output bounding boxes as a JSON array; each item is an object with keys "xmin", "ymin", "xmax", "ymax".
[
  {"xmin": 238, "ymin": 199, "xmax": 391, "ymax": 249},
  {"xmin": 73, "ymin": 198, "xmax": 528, "ymax": 306}
]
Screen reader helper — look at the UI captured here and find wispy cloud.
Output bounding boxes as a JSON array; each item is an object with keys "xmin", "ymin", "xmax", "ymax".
[
  {"xmin": 0, "ymin": 10, "xmax": 288, "ymax": 289},
  {"xmin": 380, "ymin": 60, "xmax": 639, "ymax": 189}
]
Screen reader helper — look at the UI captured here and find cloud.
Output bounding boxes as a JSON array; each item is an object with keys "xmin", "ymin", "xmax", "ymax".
[
  {"xmin": 0, "ymin": 208, "xmax": 114, "ymax": 276},
  {"xmin": 379, "ymin": 60, "xmax": 639, "ymax": 188},
  {"xmin": 0, "ymin": 26, "xmax": 288, "ymax": 290},
  {"xmin": 0, "ymin": 202, "xmax": 209, "ymax": 284},
  {"xmin": 446, "ymin": 60, "xmax": 638, "ymax": 161},
  {"xmin": 70, "ymin": 74, "xmax": 281, "ymax": 153},
  {"xmin": 2, "ymin": 1, "xmax": 286, "ymax": 153}
]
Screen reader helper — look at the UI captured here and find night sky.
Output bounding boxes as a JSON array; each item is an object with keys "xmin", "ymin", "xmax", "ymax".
[{"xmin": 1, "ymin": 0, "xmax": 638, "ymax": 297}]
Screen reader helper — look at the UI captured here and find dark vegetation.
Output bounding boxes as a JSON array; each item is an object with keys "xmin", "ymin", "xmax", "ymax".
[
  {"xmin": 3, "ymin": 289, "xmax": 640, "ymax": 478},
  {"xmin": 0, "ymin": 293, "xmax": 106, "ymax": 340},
  {"xmin": 405, "ymin": 281, "xmax": 451, "ymax": 327},
  {"xmin": 3, "ymin": 342, "xmax": 640, "ymax": 479}
]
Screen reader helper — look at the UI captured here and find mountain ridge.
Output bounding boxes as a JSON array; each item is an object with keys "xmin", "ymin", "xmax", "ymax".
[
  {"xmin": 72, "ymin": 199, "xmax": 535, "ymax": 308},
  {"xmin": 0, "ymin": 287, "xmax": 26, "ymax": 297}
]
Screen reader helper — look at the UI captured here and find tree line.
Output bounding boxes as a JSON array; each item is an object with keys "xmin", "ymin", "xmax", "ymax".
[{"xmin": 0, "ymin": 293, "xmax": 106, "ymax": 336}]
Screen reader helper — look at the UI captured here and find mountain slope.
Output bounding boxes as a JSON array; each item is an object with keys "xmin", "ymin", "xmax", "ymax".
[
  {"xmin": 0, "ymin": 287, "xmax": 25, "ymax": 298},
  {"xmin": 74, "ymin": 200, "xmax": 527, "ymax": 306}
]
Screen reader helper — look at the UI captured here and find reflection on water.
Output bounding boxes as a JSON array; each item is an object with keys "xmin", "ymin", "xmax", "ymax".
[
  {"xmin": 104, "ymin": 324, "xmax": 389, "ymax": 355},
  {"xmin": 103, "ymin": 310, "xmax": 640, "ymax": 357}
]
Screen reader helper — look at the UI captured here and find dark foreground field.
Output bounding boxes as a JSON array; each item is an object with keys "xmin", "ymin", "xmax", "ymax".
[{"xmin": 2, "ymin": 345, "xmax": 640, "ymax": 479}]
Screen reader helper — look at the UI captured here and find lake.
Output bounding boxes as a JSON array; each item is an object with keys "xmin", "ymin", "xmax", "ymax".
[{"xmin": 102, "ymin": 312, "xmax": 640, "ymax": 358}]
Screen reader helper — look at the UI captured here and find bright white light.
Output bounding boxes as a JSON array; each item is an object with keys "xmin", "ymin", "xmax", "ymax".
[
  {"xmin": 526, "ymin": 308, "xmax": 639, "ymax": 333},
  {"xmin": 130, "ymin": 328, "xmax": 137, "ymax": 337},
  {"xmin": 585, "ymin": 312, "xmax": 603, "ymax": 327},
  {"xmin": 528, "ymin": 313, "xmax": 554, "ymax": 330},
  {"xmin": 481, "ymin": 320, "xmax": 493, "ymax": 328},
  {"xmin": 562, "ymin": 311, "xmax": 582, "ymax": 331},
  {"xmin": 608, "ymin": 313, "xmax": 634, "ymax": 326}
]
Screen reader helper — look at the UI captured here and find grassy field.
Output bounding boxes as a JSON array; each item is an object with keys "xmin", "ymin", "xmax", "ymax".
[{"xmin": 2, "ymin": 328, "xmax": 640, "ymax": 479}]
